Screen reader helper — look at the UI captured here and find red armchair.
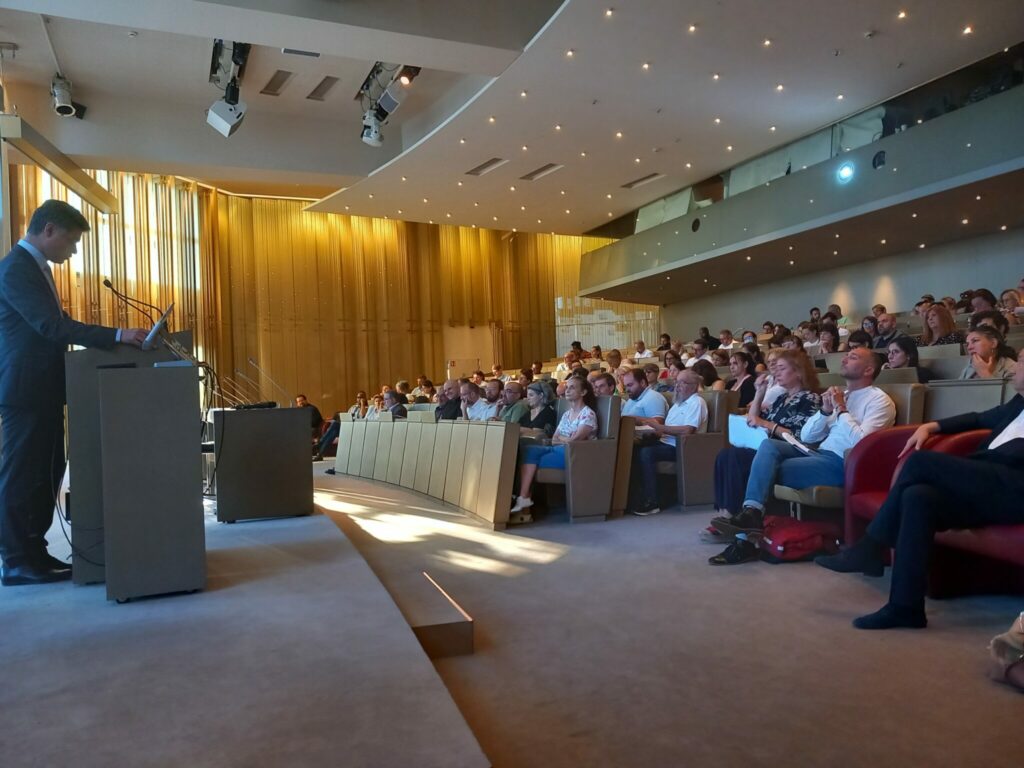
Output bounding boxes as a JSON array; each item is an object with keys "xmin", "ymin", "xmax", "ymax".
[{"xmin": 844, "ymin": 426, "xmax": 1024, "ymax": 597}]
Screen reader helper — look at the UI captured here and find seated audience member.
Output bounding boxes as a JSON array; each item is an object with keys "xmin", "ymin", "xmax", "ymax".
[
  {"xmin": 779, "ymin": 334, "xmax": 802, "ymax": 351},
  {"xmin": 920, "ymin": 304, "xmax": 966, "ymax": 347},
  {"xmin": 670, "ymin": 339, "xmax": 686, "ymax": 357},
  {"xmin": 498, "ymin": 381, "xmax": 529, "ymax": 423},
  {"xmin": 971, "ymin": 309, "xmax": 1011, "ymax": 338},
  {"xmin": 872, "ymin": 313, "xmax": 904, "ymax": 349},
  {"xmin": 871, "ymin": 303, "xmax": 887, "ymax": 318},
  {"xmin": 970, "ymin": 288, "xmax": 999, "ymax": 314},
  {"xmin": 660, "ymin": 350, "xmax": 682, "ymax": 380},
  {"xmin": 645, "ymin": 362, "xmax": 673, "ymax": 394},
  {"xmin": 710, "ymin": 348, "xmax": 731, "ymax": 368},
  {"xmin": 556, "ymin": 366, "xmax": 590, "ymax": 397},
  {"xmin": 725, "ymin": 351, "xmax": 758, "ymax": 408},
  {"xmin": 568, "ymin": 340, "xmax": 590, "ymax": 361},
  {"xmin": 349, "ymin": 391, "xmax": 370, "ymax": 419},
  {"xmin": 531, "ymin": 360, "xmax": 544, "ymax": 376},
  {"xmin": 698, "ymin": 326, "xmax": 720, "ymax": 350},
  {"xmin": 921, "ymin": 293, "xmax": 935, "ymax": 303},
  {"xmin": 382, "ymin": 390, "xmax": 407, "ymax": 419},
  {"xmin": 410, "ymin": 375, "xmax": 430, "ymax": 400},
  {"xmin": 801, "ymin": 323, "xmax": 821, "ymax": 354},
  {"xmin": 691, "ymin": 359, "xmax": 726, "ymax": 391},
  {"xmin": 470, "ymin": 370, "xmax": 486, "ymax": 387},
  {"xmin": 366, "ymin": 393, "xmax": 385, "ymax": 420},
  {"xmin": 809, "ymin": 307, "xmax": 822, "ymax": 323},
  {"xmin": 415, "ymin": 380, "xmax": 436, "ymax": 404},
  {"xmin": 913, "ymin": 299, "xmax": 932, "ymax": 317},
  {"xmin": 685, "ymin": 339, "xmax": 714, "ymax": 368},
  {"xmin": 395, "ymin": 380, "xmax": 412, "ymax": 400},
  {"xmin": 519, "ymin": 381, "xmax": 558, "ymax": 437},
  {"xmin": 1000, "ymin": 288, "xmax": 1022, "ymax": 325},
  {"xmin": 656, "ymin": 333, "xmax": 672, "ymax": 352},
  {"xmin": 491, "ymin": 364, "xmax": 512, "ymax": 383},
  {"xmin": 518, "ymin": 368, "xmax": 534, "ymax": 388},
  {"xmin": 555, "ymin": 351, "xmax": 578, "ymax": 380},
  {"xmin": 883, "ymin": 336, "xmax": 937, "ymax": 383},
  {"xmin": 591, "ymin": 345, "xmax": 604, "ymax": 361},
  {"xmin": 960, "ymin": 326, "xmax": 1018, "ymax": 380},
  {"xmin": 435, "ymin": 379, "xmax": 462, "ymax": 421},
  {"xmin": 605, "ymin": 348, "xmax": 630, "ymax": 388},
  {"xmin": 295, "ymin": 394, "xmax": 324, "ymax": 438},
  {"xmin": 742, "ymin": 342, "xmax": 766, "ymax": 371},
  {"xmin": 628, "ymin": 371, "xmax": 708, "ymax": 516},
  {"xmin": 828, "ymin": 304, "xmax": 850, "ymax": 326},
  {"xmin": 861, "ymin": 315, "xmax": 879, "ymax": 340},
  {"xmin": 846, "ymin": 330, "xmax": 873, "ymax": 350},
  {"xmin": 481, "ymin": 379, "xmax": 505, "ymax": 418},
  {"xmin": 633, "ymin": 339, "xmax": 654, "ymax": 359},
  {"xmin": 713, "ymin": 348, "xmax": 896, "ymax": 536},
  {"xmin": 762, "ymin": 321, "xmax": 775, "ymax": 335},
  {"xmin": 941, "ymin": 296, "xmax": 958, "ymax": 313},
  {"xmin": 621, "ymin": 368, "xmax": 669, "ymax": 425},
  {"xmin": 313, "ymin": 391, "xmax": 369, "ymax": 461},
  {"xmin": 816, "ymin": 362, "xmax": 1024, "ymax": 629},
  {"xmin": 510, "ymin": 377, "xmax": 598, "ymax": 521},
  {"xmin": 740, "ymin": 330, "xmax": 758, "ymax": 346},
  {"xmin": 817, "ymin": 324, "xmax": 842, "ymax": 354},
  {"xmin": 709, "ymin": 350, "xmax": 822, "ymax": 535},
  {"xmin": 718, "ymin": 329, "xmax": 738, "ymax": 351},
  {"xmin": 591, "ymin": 371, "xmax": 619, "ymax": 398}
]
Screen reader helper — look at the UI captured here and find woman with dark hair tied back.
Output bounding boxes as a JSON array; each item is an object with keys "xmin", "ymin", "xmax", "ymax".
[
  {"xmin": 861, "ymin": 315, "xmax": 879, "ymax": 340},
  {"xmin": 691, "ymin": 359, "xmax": 726, "ymax": 391},
  {"xmin": 883, "ymin": 336, "xmax": 936, "ymax": 383},
  {"xmin": 817, "ymin": 324, "xmax": 842, "ymax": 354},
  {"xmin": 960, "ymin": 326, "xmax": 1018, "ymax": 380},
  {"xmin": 725, "ymin": 351, "xmax": 757, "ymax": 408}
]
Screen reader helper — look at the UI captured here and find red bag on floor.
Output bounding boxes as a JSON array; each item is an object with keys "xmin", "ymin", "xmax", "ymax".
[{"xmin": 757, "ymin": 515, "xmax": 841, "ymax": 563}]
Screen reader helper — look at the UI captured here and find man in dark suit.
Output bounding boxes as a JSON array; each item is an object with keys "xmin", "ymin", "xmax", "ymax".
[
  {"xmin": 817, "ymin": 361, "xmax": 1024, "ymax": 629},
  {"xmin": 0, "ymin": 200, "xmax": 147, "ymax": 586}
]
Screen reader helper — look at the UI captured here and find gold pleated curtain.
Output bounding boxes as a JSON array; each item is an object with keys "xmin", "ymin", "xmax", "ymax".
[{"xmin": 11, "ymin": 166, "xmax": 659, "ymax": 417}]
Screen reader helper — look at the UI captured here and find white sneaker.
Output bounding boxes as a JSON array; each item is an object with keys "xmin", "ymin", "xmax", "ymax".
[
  {"xmin": 511, "ymin": 496, "xmax": 534, "ymax": 513},
  {"xmin": 632, "ymin": 506, "xmax": 661, "ymax": 516}
]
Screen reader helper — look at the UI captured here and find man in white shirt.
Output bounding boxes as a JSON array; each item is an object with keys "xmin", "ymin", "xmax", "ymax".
[
  {"xmin": 629, "ymin": 371, "xmax": 707, "ymax": 516},
  {"xmin": 555, "ymin": 351, "xmax": 578, "ymax": 381},
  {"xmin": 620, "ymin": 369, "xmax": 668, "ymax": 426},
  {"xmin": 718, "ymin": 330, "xmax": 739, "ymax": 351},
  {"xmin": 461, "ymin": 381, "xmax": 499, "ymax": 420},
  {"xmin": 816, "ymin": 361, "xmax": 1024, "ymax": 630},
  {"xmin": 633, "ymin": 340, "xmax": 654, "ymax": 360},
  {"xmin": 490, "ymin": 364, "xmax": 512, "ymax": 383},
  {"xmin": 684, "ymin": 339, "xmax": 713, "ymax": 368},
  {"xmin": 714, "ymin": 347, "xmax": 895, "ymax": 536}
]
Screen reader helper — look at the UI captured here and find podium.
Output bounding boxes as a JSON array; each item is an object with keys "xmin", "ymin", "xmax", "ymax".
[{"xmin": 65, "ymin": 333, "xmax": 205, "ymax": 601}]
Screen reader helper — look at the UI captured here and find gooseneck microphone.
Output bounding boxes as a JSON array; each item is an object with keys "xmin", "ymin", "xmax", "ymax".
[
  {"xmin": 102, "ymin": 278, "xmax": 158, "ymax": 324},
  {"xmin": 248, "ymin": 357, "xmax": 292, "ymax": 405}
]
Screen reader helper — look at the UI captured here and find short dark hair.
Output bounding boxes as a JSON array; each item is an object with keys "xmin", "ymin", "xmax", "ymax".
[
  {"xmin": 295, "ymin": 394, "xmax": 307, "ymax": 400},
  {"xmin": 28, "ymin": 199, "xmax": 90, "ymax": 235},
  {"xmin": 970, "ymin": 309, "xmax": 1009, "ymax": 336},
  {"xmin": 848, "ymin": 330, "xmax": 873, "ymax": 347},
  {"xmin": 595, "ymin": 372, "xmax": 616, "ymax": 389}
]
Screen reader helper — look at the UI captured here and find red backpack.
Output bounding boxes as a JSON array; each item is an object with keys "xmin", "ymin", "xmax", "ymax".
[{"xmin": 757, "ymin": 515, "xmax": 841, "ymax": 563}]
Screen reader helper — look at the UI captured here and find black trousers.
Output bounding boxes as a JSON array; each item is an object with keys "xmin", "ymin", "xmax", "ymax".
[
  {"xmin": 866, "ymin": 451, "xmax": 1024, "ymax": 609},
  {"xmin": 0, "ymin": 404, "xmax": 65, "ymax": 567}
]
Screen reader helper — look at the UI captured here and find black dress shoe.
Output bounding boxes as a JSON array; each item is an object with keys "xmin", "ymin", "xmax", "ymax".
[
  {"xmin": 815, "ymin": 536, "xmax": 885, "ymax": 577},
  {"xmin": 852, "ymin": 603, "xmax": 927, "ymax": 630},
  {"xmin": 36, "ymin": 553, "xmax": 72, "ymax": 573},
  {"xmin": 1, "ymin": 563, "xmax": 73, "ymax": 586}
]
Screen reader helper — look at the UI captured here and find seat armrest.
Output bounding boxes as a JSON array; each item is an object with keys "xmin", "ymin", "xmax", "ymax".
[
  {"xmin": 565, "ymin": 440, "xmax": 619, "ymax": 520},
  {"xmin": 676, "ymin": 431, "xmax": 726, "ymax": 509},
  {"xmin": 932, "ymin": 429, "xmax": 990, "ymax": 456}
]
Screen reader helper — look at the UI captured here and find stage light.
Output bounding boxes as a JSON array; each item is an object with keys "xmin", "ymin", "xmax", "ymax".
[
  {"xmin": 50, "ymin": 75, "xmax": 75, "ymax": 116},
  {"xmin": 836, "ymin": 161, "xmax": 855, "ymax": 184},
  {"xmin": 398, "ymin": 66, "xmax": 421, "ymax": 86}
]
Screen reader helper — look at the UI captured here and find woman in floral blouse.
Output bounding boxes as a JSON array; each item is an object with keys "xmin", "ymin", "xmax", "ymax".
[
  {"xmin": 705, "ymin": 349, "xmax": 822, "ymax": 541},
  {"xmin": 510, "ymin": 376, "xmax": 598, "ymax": 523}
]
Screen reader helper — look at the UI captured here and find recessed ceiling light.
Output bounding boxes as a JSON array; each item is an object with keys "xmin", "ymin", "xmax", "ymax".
[
  {"xmin": 473, "ymin": 202, "xmax": 479, "ymax": 207},
  {"xmin": 746, "ymin": 256, "xmax": 751, "ymax": 261},
  {"xmin": 488, "ymin": 115, "xmax": 496, "ymax": 123},
  {"xmin": 916, "ymin": 118, "xmax": 923, "ymax": 124},
  {"xmin": 509, "ymin": 185, "xmax": 516, "ymax": 191},
  {"xmin": 368, "ymin": 193, "xmax": 374, "ymax": 199},
  {"xmin": 428, "ymin": 220, "xmax": 433, "ymax": 224},
  {"xmin": 775, "ymin": 84, "xmax": 784, "ymax": 92},
  {"xmin": 789, "ymin": 260, "xmax": 795, "ymax": 265},
  {"xmin": 608, "ymin": 212, "xmax": 614, "ymax": 217},
  {"xmin": 522, "ymin": 145, "xmax": 528, "ymax": 151},
  {"xmin": 688, "ymin": 23, "xmax": 697, "ymax": 33},
  {"xmin": 962, "ymin": 25, "xmax": 973, "ymax": 35},
  {"xmin": 565, "ymin": 209, "xmax": 571, "ymax": 214},
  {"xmin": 397, "ymin": 209, "xmax": 402, "ymax": 214},
  {"xmin": 666, "ymin": 276, "xmax": 671, "ymax": 280},
  {"xmin": 560, "ymin": 190, "xmax": 566, "ymax": 195},
  {"xmin": 685, "ymin": 162, "xmax": 692, "ymax": 168},
  {"xmin": 580, "ymin": 151, "xmax": 587, "ymax": 157},
  {"xmin": 344, "ymin": 205, "xmax": 349, "ymax": 211},
  {"xmin": 457, "ymin": 181, "xmax": 463, "ymax": 186},
  {"xmin": 704, "ymin": 279, "xmax": 708, "ymax": 283},
  {"xmin": 714, "ymin": 117, "xmax": 721, "ymax": 124},
  {"xmin": 459, "ymin": 138, "xmax": 466, "ymax": 144},
  {"xmin": 642, "ymin": 62, "xmax": 650, "ymax": 70},
  {"xmin": 763, "ymin": 38, "xmax": 772, "ymax": 46},
  {"xmin": 605, "ymin": 8, "xmax": 614, "ymax": 17},
  {"xmin": 726, "ymin": 145, "xmax": 733, "ymax": 151},
  {"xmin": 472, "ymin": 224, "xmax": 477, "ymax": 229},
  {"xmin": 1001, "ymin": 225, "xmax": 1008, "ymax": 231},
  {"xmin": 897, "ymin": 10, "xmax": 907, "ymax": 20},
  {"xmin": 712, "ymin": 73, "xmax": 720, "ymax": 81},
  {"xmin": 401, "ymin": 176, "xmax": 407, "ymax": 181},
  {"xmin": 880, "ymin": 238, "xmax": 887, "ymax": 244},
  {"xmin": 512, "ymin": 228, "xmax": 517, "ymax": 233},
  {"xmin": 493, "ymin": 216, "xmax": 498, "ymax": 221},
  {"xmin": 606, "ymin": 193, "xmax": 612, "ymax": 199},
  {"xmin": 836, "ymin": 94, "xmax": 844, "ymax": 100},
  {"xmin": 961, "ymin": 218, "xmax": 969, "ymax": 224},
  {"xmin": 770, "ymin": 125, "xmax": 777, "ymax": 132},
  {"xmin": 615, "ymin": 131, "xmax": 623, "ymax": 138},
  {"xmin": 566, "ymin": 48, "xmax": 575, "ymax": 57},
  {"xmin": 555, "ymin": 124, "xmax": 562, "ymax": 131},
  {"xmin": 520, "ymin": 90, "xmax": 527, "ymax": 98},
  {"xmin": 422, "ymin": 197, "xmax": 429, "ymax": 203},
  {"xmin": 520, "ymin": 205, "xmax": 526, "ymax": 211},
  {"xmin": 975, "ymin": 194, "xmax": 982, "ymax": 201},
  {"xmin": 911, "ymin": 212, "xmax": 917, "ymax": 218},
  {"xmin": 634, "ymin": 157, "xmax": 641, "ymax": 163},
  {"xmin": 809, "ymin": 198, "xmax": 814, "ymax": 203},
  {"xmin": 446, "ymin": 212, "xmax": 451, "ymax": 218},
  {"xmin": 833, "ymin": 250, "xmax": 838, "ymax": 255},
  {"xmin": 966, "ymin": 142, "xmax": 972, "ymax": 148},
  {"xmin": 788, "ymin": 245, "xmax": 794, "ymax": 250},
  {"xmin": 835, "ymin": 233, "xmax": 840, "ymax": 238},
  {"xmin": 919, "ymin": 243, "xmax": 926, "ymax": 248},
  {"xmin": 537, "ymin": 219, "xmax": 542, "ymax": 224}
]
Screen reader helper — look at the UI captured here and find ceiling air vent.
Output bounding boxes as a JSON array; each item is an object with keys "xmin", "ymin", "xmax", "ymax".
[
  {"xmin": 519, "ymin": 163, "xmax": 564, "ymax": 181},
  {"xmin": 282, "ymin": 48, "xmax": 321, "ymax": 58},
  {"xmin": 621, "ymin": 173, "xmax": 666, "ymax": 189},
  {"xmin": 306, "ymin": 76, "xmax": 340, "ymax": 101},
  {"xmin": 465, "ymin": 158, "xmax": 508, "ymax": 176},
  {"xmin": 260, "ymin": 69, "xmax": 294, "ymax": 96}
]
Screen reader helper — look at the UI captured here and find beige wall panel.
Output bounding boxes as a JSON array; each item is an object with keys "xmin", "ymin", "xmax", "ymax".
[
  {"xmin": 428, "ymin": 422, "xmax": 453, "ymax": 499},
  {"xmin": 401, "ymin": 422, "xmax": 423, "ymax": 489},
  {"xmin": 387, "ymin": 422, "xmax": 407, "ymax": 484},
  {"xmin": 477, "ymin": 422, "xmax": 519, "ymax": 526},
  {"xmin": 348, "ymin": 421, "xmax": 367, "ymax": 476},
  {"xmin": 360, "ymin": 421, "xmax": 380, "ymax": 478},
  {"xmin": 414, "ymin": 423, "xmax": 436, "ymax": 494},
  {"xmin": 459, "ymin": 424, "xmax": 487, "ymax": 513},
  {"xmin": 373, "ymin": 422, "xmax": 393, "ymax": 482},
  {"xmin": 334, "ymin": 418, "xmax": 354, "ymax": 475},
  {"xmin": 443, "ymin": 422, "xmax": 470, "ymax": 506}
]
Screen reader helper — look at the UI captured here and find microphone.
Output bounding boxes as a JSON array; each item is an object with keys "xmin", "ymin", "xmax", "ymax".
[
  {"xmin": 234, "ymin": 369, "xmax": 263, "ymax": 398},
  {"xmin": 102, "ymin": 278, "xmax": 158, "ymax": 324},
  {"xmin": 247, "ymin": 357, "xmax": 292, "ymax": 405}
]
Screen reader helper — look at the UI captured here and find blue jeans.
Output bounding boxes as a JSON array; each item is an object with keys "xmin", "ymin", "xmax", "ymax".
[
  {"xmin": 742, "ymin": 440, "xmax": 846, "ymax": 510},
  {"xmin": 630, "ymin": 441, "xmax": 676, "ymax": 511},
  {"xmin": 523, "ymin": 444, "xmax": 566, "ymax": 469}
]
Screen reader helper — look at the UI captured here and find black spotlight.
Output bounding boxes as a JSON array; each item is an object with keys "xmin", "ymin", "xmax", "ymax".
[{"xmin": 872, "ymin": 150, "xmax": 886, "ymax": 170}]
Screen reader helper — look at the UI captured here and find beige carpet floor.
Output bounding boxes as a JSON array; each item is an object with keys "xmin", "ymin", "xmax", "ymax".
[{"xmin": 316, "ymin": 473, "xmax": 1024, "ymax": 768}]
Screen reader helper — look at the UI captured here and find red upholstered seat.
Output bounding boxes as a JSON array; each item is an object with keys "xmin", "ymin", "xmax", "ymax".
[{"xmin": 843, "ymin": 426, "xmax": 1024, "ymax": 597}]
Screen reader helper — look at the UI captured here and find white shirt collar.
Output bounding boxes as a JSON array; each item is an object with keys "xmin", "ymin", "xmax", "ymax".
[{"xmin": 17, "ymin": 238, "xmax": 49, "ymax": 270}]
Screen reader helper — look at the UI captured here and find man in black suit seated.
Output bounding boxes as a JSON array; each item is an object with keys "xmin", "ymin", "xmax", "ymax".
[
  {"xmin": 435, "ymin": 379, "xmax": 462, "ymax": 421},
  {"xmin": 0, "ymin": 200, "xmax": 147, "ymax": 586},
  {"xmin": 382, "ymin": 390, "xmax": 407, "ymax": 419},
  {"xmin": 817, "ymin": 362, "xmax": 1024, "ymax": 629},
  {"xmin": 295, "ymin": 394, "xmax": 323, "ymax": 438}
]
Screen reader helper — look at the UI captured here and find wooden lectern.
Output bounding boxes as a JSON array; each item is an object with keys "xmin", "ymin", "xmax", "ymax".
[{"xmin": 64, "ymin": 332, "xmax": 205, "ymax": 601}]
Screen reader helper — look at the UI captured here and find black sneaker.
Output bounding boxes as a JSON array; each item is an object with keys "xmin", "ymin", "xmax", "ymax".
[
  {"xmin": 708, "ymin": 538, "xmax": 760, "ymax": 566},
  {"xmin": 711, "ymin": 506, "xmax": 764, "ymax": 536}
]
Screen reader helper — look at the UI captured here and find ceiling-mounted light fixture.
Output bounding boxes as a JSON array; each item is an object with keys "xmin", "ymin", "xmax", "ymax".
[
  {"xmin": 207, "ymin": 40, "xmax": 251, "ymax": 137},
  {"xmin": 398, "ymin": 66, "xmax": 421, "ymax": 86}
]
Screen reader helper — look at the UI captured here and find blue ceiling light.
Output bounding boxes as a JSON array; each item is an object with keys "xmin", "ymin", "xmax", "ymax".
[{"xmin": 836, "ymin": 161, "xmax": 855, "ymax": 184}]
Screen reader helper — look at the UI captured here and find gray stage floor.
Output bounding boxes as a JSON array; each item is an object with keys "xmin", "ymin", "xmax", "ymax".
[{"xmin": 0, "ymin": 510, "xmax": 487, "ymax": 768}]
